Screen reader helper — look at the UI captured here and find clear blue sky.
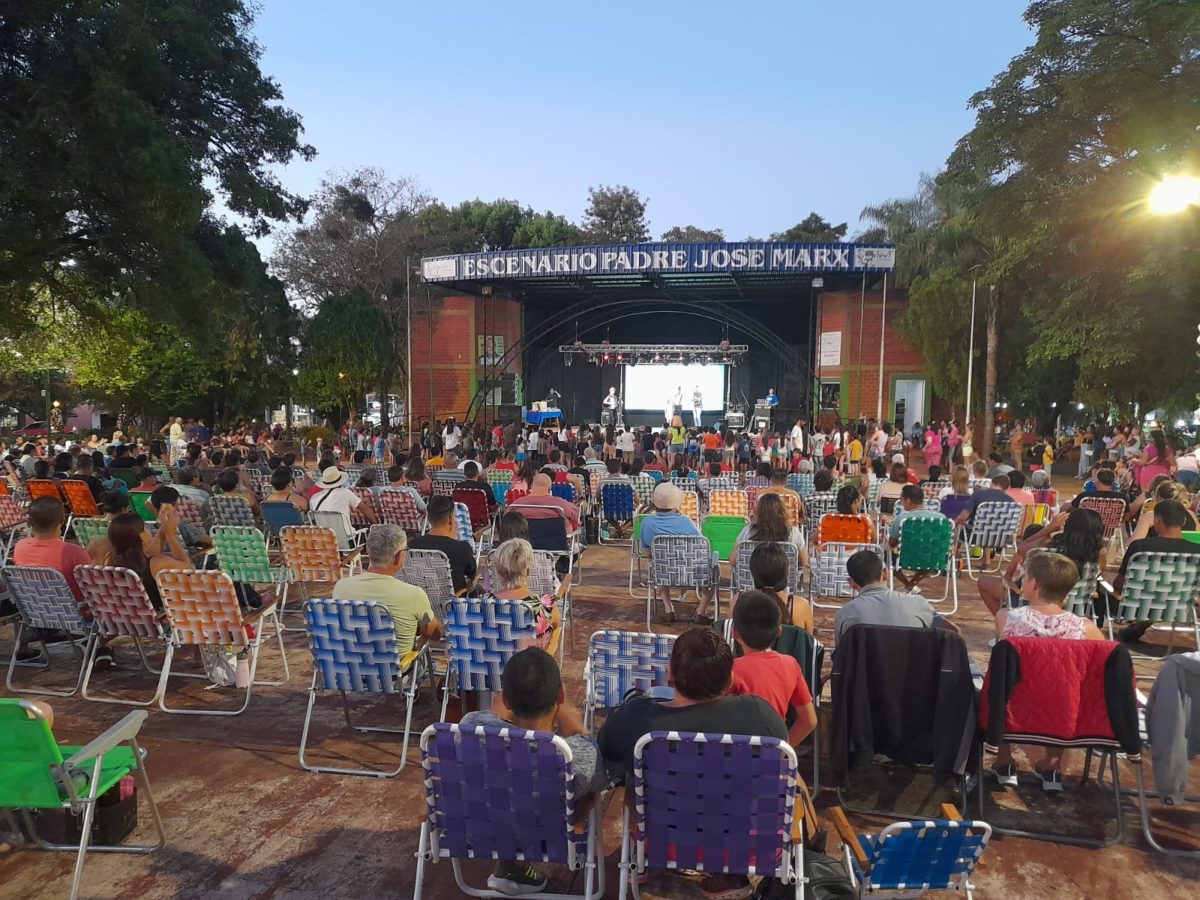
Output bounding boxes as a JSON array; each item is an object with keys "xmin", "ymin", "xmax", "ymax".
[{"xmin": 253, "ymin": 0, "xmax": 1033, "ymax": 241}]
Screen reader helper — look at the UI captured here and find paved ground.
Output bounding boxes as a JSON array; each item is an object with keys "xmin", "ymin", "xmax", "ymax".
[{"xmin": 3, "ymin": 473, "xmax": 1199, "ymax": 899}]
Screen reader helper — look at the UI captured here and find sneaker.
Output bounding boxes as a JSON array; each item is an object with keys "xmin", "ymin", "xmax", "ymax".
[
  {"xmin": 487, "ymin": 862, "xmax": 548, "ymax": 896},
  {"xmin": 1037, "ymin": 768, "xmax": 1064, "ymax": 792},
  {"xmin": 1117, "ymin": 623, "xmax": 1150, "ymax": 645},
  {"xmin": 92, "ymin": 646, "xmax": 115, "ymax": 667},
  {"xmin": 700, "ymin": 873, "xmax": 753, "ymax": 900},
  {"xmin": 990, "ymin": 764, "xmax": 1018, "ymax": 787}
]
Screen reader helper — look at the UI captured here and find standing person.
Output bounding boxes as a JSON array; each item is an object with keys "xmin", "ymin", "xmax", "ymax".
[
  {"xmin": 923, "ymin": 423, "xmax": 942, "ymax": 473},
  {"xmin": 692, "ymin": 385, "xmax": 703, "ymax": 428},
  {"xmin": 662, "ymin": 393, "xmax": 674, "ymax": 430},
  {"xmin": 1009, "ymin": 421, "xmax": 1025, "ymax": 472},
  {"xmin": 602, "ymin": 387, "xmax": 618, "ymax": 422},
  {"xmin": 441, "ymin": 417, "xmax": 462, "ymax": 455}
]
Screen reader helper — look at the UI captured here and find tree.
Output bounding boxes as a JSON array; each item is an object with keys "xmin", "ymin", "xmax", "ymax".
[
  {"xmin": 858, "ymin": 175, "xmax": 942, "ymax": 287},
  {"xmin": 581, "ymin": 185, "xmax": 650, "ymax": 243},
  {"xmin": 944, "ymin": 0, "xmax": 1200, "ymax": 419},
  {"xmin": 770, "ymin": 213, "xmax": 848, "ymax": 243},
  {"xmin": 512, "ymin": 211, "xmax": 584, "ymax": 248},
  {"xmin": 660, "ymin": 225, "xmax": 726, "ymax": 243},
  {"xmin": 295, "ymin": 292, "xmax": 394, "ymax": 421},
  {"xmin": 0, "ymin": 0, "xmax": 314, "ymax": 331}
]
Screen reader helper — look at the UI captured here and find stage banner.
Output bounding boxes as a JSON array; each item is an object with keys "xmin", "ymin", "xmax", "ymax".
[{"xmin": 422, "ymin": 242, "xmax": 896, "ymax": 282}]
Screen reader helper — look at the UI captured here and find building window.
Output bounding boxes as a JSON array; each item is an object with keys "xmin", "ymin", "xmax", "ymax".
[{"xmin": 819, "ymin": 381, "xmax": 841, "ymax": 411}]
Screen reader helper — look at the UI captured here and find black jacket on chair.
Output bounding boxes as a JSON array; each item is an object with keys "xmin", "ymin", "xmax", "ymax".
[{"xmin": 830, "ymin": 624, "xmax": 977, "ymax": 786}]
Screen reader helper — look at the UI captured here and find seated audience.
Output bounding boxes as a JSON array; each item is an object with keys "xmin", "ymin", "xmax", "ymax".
[
  {"xmin": 332, "ymin": 524, "xmax": 439, "ymax": 666},
  {"xmin": 409, "ymin": 496, "xmax": 478, "ymax": 592},
  {"xmin": 835, "ymin": 549, "xmax": 941, "ymax": 642},
  {"xmin": 216, "ymin": 468, "xmax": 260, "ymax": 516},
  {"xmin": 173, "ymin": 466, "xmax": 212, "ymax": 510},
  {"xmin": 265, "ymin": 466, "xmax": 309, "ymax": 511},
  {"xmin": 488, "ymin": 538, "xmax": 562, "ymax": 656},
  {"xmin": 1113, "ymin": 499, "xmax": 1200, "ymax": 644},
  {"xmin": 746, "ymin": 541, "xmax": 812, "ymax": 633},
  {"xmin": 731, "ymin": 493, "xmax": 807, "ymax": 571},
  {"xmin": 508, "ymin": 473, "xmax": 580, "ymax": 531},
  {"xmin": 461, "ymin": 647, "xmax": 604, "ymax": 895},
  {"xmin": 461, "ymin": 461, "xmax": 499, "ymax": 513},
  {"xmin": 954, "ymin": 473, "xmax": 1018, "ymax": 530},
  {"xmin": 311, "ymin": 466, "xmax": 376, "ymax": 532},
  {"xmin": 69, "ymin": 454, "xmax": 106, "ymax": 501}
]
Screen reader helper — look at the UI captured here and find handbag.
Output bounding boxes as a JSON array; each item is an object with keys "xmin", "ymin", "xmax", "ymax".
[{"xmin": 751, "ymin": 853, "xmax": 855, "ymax": 900}]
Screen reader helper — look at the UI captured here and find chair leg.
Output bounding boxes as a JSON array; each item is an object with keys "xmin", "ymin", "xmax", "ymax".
[
  {"xmin": 618, "ymin": 805, "xmax": 633, "ymax": 900},
  {"xmin": 413, "ymin": 821, "xmax": 430, "ymax": 900},
  {"xmin": 6, "ymin": 624, "xmax": 91, "ymax": 698}
]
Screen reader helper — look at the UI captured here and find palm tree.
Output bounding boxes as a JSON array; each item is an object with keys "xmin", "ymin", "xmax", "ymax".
[{"xmin": 858, "ymin": 174, "xmax": 943, "ymax": 288}]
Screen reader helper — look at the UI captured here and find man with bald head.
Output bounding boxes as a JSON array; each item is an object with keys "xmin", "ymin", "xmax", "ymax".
[{"xmin": 509, "ymin": 472, "xmax": 581, "ymax": 531}]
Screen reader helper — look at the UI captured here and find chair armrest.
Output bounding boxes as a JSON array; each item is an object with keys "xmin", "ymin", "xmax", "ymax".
[
  {"xmin": 63, "ymin": 710, "xmax": 149, "ymax": 769},
  {"xmin": 828, "ymin": 806, "xmax": 870, "ymax": 870}
]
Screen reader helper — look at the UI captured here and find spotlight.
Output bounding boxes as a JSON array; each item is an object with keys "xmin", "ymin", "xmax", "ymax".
[
  {"xmin": 563, "ymin": 354, "xmax": 572, "ymax": 367},
  {"xmin": 617, "ymin": 354, "xmax": 624, "ymax": 362},
  {"xmin": 603, "ymin": 353, "xmax": 610, "ymax": 364},
  {"xmin": 654, "ymin": 353, "xmax": 661, "ymax": 362}
]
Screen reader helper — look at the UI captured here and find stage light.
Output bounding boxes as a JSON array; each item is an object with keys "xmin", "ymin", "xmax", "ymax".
[
  {"xmin": 1148, "ymin": 174, "xmax": 1200, "ymax": 215},
  {"xmin": 603, "ymin": 353, "xmax": 610, "ymax": 364},
  {"xmin": 654, "ymin": 353, "xmax": 661, "ymax": 362},
  {"xmin": 563, "ymin": 353, "xmax": 572, "ymax": 367},
  {"xmin": 617, "ymin": 354, "xmax": 623, "ymax": 362}
]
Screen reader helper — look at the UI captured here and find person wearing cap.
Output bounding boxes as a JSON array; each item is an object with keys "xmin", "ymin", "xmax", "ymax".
[
  {"xmin": 640, "ymin": 481, "xmax": 716, "ymax": 623},
  {"xmin": 310, "ymin": 465, "xmax": 377, "ymax": 533}
]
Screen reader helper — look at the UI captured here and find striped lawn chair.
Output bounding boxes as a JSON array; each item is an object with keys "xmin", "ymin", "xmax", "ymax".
[
  {"xmin": 889, "ymin": 515, "xmax": 958, "ymax": 612},
  {"xmin": 679, "ymin": 489, "xmax": 700, "ymax": 524},
  {"xmin": 810, "ymin": 542, "xmax": 885, "ymax": 612},
  {"xmin": 452, "ymin": 487, "xmax": 494, "ymax": 548},
  {"xmin": 350, "ymin": 488, "xmax": 377, "ymax": 527},
  {"xmin": 439, "ymin": 597, "xmax": 536, "ymax": 721},
  {"xmin": 504, "ymin": 486, "xmax": 529, "ymax": 506},
  {"xmin": 431, "ymin": 478, "xmax": 458, "ymax": 498},
  {"xmin": 789, "ymin": 473, "xmax": 815, "ymax": 497},
  {"xmin": 175, "ymin": 495, "xmax": 207, "ymax": 532},
  {"xmin": 156, "ymin": 568, "xmax": 288, "ymax": 715},
  {"xmin": 551, "ymin": 482, "xmax": 578, "ymax": 506},
  {"xmin": 921, "ymin": 482, "xmax": 945, "ymax": 504},
  {"xmin": 208, "ymin": 494, "xmax": 256, "ymax": 530},
  {"xmin": 619, "ymin": 732, "xmax": 805, "ymax": 898},
  {"xmin": 599, "ymin": 480, "xmax": 636, "ymax": 544},
  {"xmin": 1032, "ymin": 488, "xmax": 1059, "ymax": 511},
  {"xmin": 75, "ymin": 565, "xmax": 172, "ymax": 706},
  {"xmin": 805, "ymin": 491, "xmax": 838, "ymax": 524},
  {"xmin": 835, "ymin": 816, "xmax": 991, "ymax": 899},
  {"xmin": 3, "ymin": 565, "xmax": 94, "ymax": 697},
  {"xmin": 0, "ymin": 494, "xmax": 29, "ymax": 562},
  {"xmin": 708, "ymin": 488, "xmax": 748, "ymax": 520},
  {"xmin": 1011, "ymin": 552, "xmax": 1100, "ymax": 619},
  {"xmin": 70, "ymin": 517, "xmax": 110, "ymax": 549},
  {"xmin": 1110, "ymin": 552, "xmax": 1200, "ymax": 657},
  {"xmin": 280, "ymin": 524, "xmax": 358, "ymax": 587},
  {"xmin": 815, "ymin": 513, "xmax": 874, "ymax": 547},
  {"xmin": 670, "ymin": 475, "xmax": 697, "ymax": 493},
  {"xmin": 399, "ymin": 549, "xmax": 458, "ymax": 617},
  {"xmin": 375, "ymin": 487, "xmax": 427, "ymax": 536},
  {"xmin": 413, "ymin": 722, "xmax": 604, "ymax": 900},
  {"xmin": 582, "ymin": 630, "xmax": 675, "ymax": 731},
  {"xmin": 26, "ymin": 478, "xmax": 63, "ymax": 502},
  {"xmin": 484, "ymin": 548, "xmax": 559, "ymax": 598},
  {"xmin": 298, "ymin": 598, "xmax": 428, "ymax": 777},
  {"xmin": 59, "ymin": 480, "xmax": 100, "ymax": 538},
  {"xmin": 1079, "ymin": 495, "xmax": 1129, "ymax": 555},
  {"xmin": 209, "ymin": 525, "xmax": 291, "ymax": 613},
  {"xmin": 959, "ymin": 501, "xmax": 1024, "ymax": 580},
  {"xmin": 731, "ymin": 540, "xmax": 802, "ymax": 598},
  {"xmin": 647, "ymin": 534, "xmax": 717, "ymax": 630},
  {"xmin": 632, "ymin": 474, "xmax": 657, "ymax": 510},
  {"xmin": 968, "ymin": 477, "xmax": 992, "ymax": 492}
]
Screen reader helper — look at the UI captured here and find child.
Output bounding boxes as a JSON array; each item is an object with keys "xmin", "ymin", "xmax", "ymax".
[
  {"xmin": 1041, "ymin": 437, "xmax": 1055, "ymax": 471},
  {"xmin": 728, "ymin": 590, "xmax": 817, "ymax": 748}
]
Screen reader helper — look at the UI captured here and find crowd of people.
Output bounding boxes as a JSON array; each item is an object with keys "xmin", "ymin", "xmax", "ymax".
[{"xmin": 3, "ymin": 409, "xmax": 1199, "ymax": 897}]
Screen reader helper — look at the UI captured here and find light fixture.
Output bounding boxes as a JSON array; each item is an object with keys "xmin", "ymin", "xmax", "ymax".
[
  {"xmin": 1077, "ymin": 402, "xmax": 1085, "ymax": 410},
  {"xmin": 1050, "ymin": 401, "xmax": 1057, "ymax": 408},
  {"xmin": 1148, "ymin": 174, "xmax": 1200, "ymax": 215}
]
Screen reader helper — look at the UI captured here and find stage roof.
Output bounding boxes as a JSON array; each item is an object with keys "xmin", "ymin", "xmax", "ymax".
[{"xmin": 420, "ymin": 241, "xmax": 895, "ymax": 303}]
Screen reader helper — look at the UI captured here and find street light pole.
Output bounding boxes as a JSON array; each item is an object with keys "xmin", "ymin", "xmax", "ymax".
[{"xmin": 875, "ymin": 272, "xmax": 888, "ymax": 422}]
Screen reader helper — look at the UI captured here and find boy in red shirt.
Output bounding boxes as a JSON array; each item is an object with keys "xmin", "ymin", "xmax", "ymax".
[{"xmin": 728, "ymin": 590, "xmax": 817, "ymax": 748}]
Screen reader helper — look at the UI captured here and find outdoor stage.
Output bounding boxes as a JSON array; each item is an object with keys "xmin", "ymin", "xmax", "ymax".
[{"xmin": 417, "ymin": 241, "xmax": 899, "ymax": 429}]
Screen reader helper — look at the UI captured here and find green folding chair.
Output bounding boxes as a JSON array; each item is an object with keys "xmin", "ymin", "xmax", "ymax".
[
  {"xmin": 127, "ymin": 492, "xmax": 157, "ymax": 523},
  {"xmin": 0, "ymin": 699, "xmax": 165, "ymax": 900},
  {"xmin": 108, "ymin": 469, "xmax": 139, "ymax": 490},
  {"xmin": 701, "ymin": 514, "xmax": 744, "ymax": 563},
  {"xmin": 69, "ymin": 517, "xmax": 111, "ymax": 548},
  {"xmin": 889, "ymin": 514, "xmax": 958, "ymax": 613}
]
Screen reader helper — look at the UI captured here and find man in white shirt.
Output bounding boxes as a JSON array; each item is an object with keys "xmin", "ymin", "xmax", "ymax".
[
  {"xmin": 790, "ymin": 419, "xmax": 805, "ymax": 456},
  {"xmin": 528, "ymin": 428, "xmax": 541, "ymax": 455},
  {"xmin": 616, "ymin": 428, "xmax": 635, "ymax": 462},
  {"xmin": 442, "ymin": 418, "xmax": 461, "ymax": 453},
  {"xmin": 311, "ymin": 467, "xmax": 377, "ymax": 533}
]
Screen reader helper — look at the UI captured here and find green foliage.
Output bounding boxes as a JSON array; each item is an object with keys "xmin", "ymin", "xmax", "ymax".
[
  {"xmin": 660, "ymin": 225, "xmax": 726, "ymax": 243},
  {"xmin": 581, "ymin": 185, "xmax": 650, "ymax": 243},
  {"xmin": 770, "ymin": 213, "xmax": 847, "ymax": 243},
  {"xmin": 295, "ymin": 291, "xmax": 394, "ymax": 417},
  {"xmin": 303, "ymin": 426, "xmax": 336, "ymax": 448}
]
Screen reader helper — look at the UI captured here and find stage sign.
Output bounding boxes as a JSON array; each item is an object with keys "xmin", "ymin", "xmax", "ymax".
[
  {"xmin": 421, "ymin": 241, "xmax": 896, "ymax": 282},
  {"xmin": 819, "ymin": 331, "xmax": 842, "ymax": 367}
]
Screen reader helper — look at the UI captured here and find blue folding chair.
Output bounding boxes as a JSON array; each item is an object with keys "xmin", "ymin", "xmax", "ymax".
[
  {"xmin": 439, "ymin": 597, "xmax": 535, "ymax": 721},
  {"xmin": 261, "ymin": 500, "xmax": 307, "ymax": 543},
  {"xmin": 833, "ymin": 814, "xmax": 991, "ymax": 899},
  {"xmin": 298, "ymin": 599, "xmax": 428, "ymax": 777},
  {"xmin": 583, "ymin": 630, "xmax": 675, "ymax": 732},
  {"xmin": 599, "ymin": 481, "xmax": 636, "ymax": 545}
]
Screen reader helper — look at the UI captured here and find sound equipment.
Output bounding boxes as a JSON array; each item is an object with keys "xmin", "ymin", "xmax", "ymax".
[
  {"xmin": 724, "ymin": 410, "xmax": 746, "ymax": 429},
  {"xmin": 600, "ymin": 410, "xmax": 613, "ymax": 426}
]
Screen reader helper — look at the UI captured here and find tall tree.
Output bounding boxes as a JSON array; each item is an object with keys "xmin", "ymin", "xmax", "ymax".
[
  {"xmin": 660, "ymin": 225, "xmax": 726, "ymax": 243},
  {"xmin": 0, "ymin": 0, "xmax": 314, "ymax": 330},
  {"xmin": 512, "ymin": 211, "xmax": 584, "ymax": 248},
  {"xmin": 581, "ymin": 185, "xmax": 650, "ymax": 243},
  {"xmin": 295, "ymin": 291, "xmax": 394, "ymax": 421},
  {"xmin": 944, "ymin": 0, "xmax": 1200, "ymax": 419},
  {"xmin": 858, "ymin": 175, "xmax": 942, "ymax": 287},
  {"xmin": 770, "ymin": 213, "xmax": 848, "ymax": 243}
]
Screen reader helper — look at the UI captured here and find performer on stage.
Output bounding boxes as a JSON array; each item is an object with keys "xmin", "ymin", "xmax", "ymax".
[
  {"xmin": 663, "ymin": 393, "xmax": 674, "ymax": 427},
  {"xmin": 547, "ymin": 387, "xmax": 562, "ymax": 408},
  {"xmin": 766, "ymin": 387, "xmax": 779, "ymax": 408},
  {"xmin": 602, "ymin": 387, "xmax": 618, "ymax": 424},
  {"xmin": 692, "ymin": 385, "xmax": 703, "ymax": 427}
]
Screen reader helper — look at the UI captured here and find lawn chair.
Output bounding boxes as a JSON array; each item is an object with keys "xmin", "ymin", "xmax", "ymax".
[
  {"xmin": 889, "ymin": 515, "xmax": 958, "ymax": 612},
  {"xmin": 1079, "ymin": 495, "xmax": 1129, "ymax": 555},
  {"xmin": 0, "ymin": 700, "xmax": 166, "ymax": 900},
  {"xmin": 1017, "ymin": 502, "xmax": 1051, "ymax": 536},
  {"xmin": 279, "ymin": 525, "xmax": 360, "ymax": 624},
  {"xmin": 156, "ymin": 568, "xmax": 288, "ymax": 715},
  {"xmin": 208, "ymin": 494, "xmax": 256, "ymax": 530},
  {"xmin": 128, "ymin": 491, "xmax": 156, "ymax": 523},
  {"xmin": 815, "ymin": 513, "xmax": 874, "ymax": 547},
  {"xmin": 938, "ymin": 494, "xmax": 971, "ymax": 522},
  {"xmin": 731, "ymin": 540, "xmax": 802, "ymax": 599},
  {"xmin": 1108, "ymin": 551, "xmax": 1200, "ymax": 661},
  {"xmin": 789, "ymin": 473, "xmax": 815, "ymax": 497},
  {"xmin": 707, "ymin": 488, "xmax": 748, "ymax": 520},
  {"xmin": 3, "ymin": 565, "xmax": 94, "ymax": 697},
  {"xmin": 628, "ymin": 514, "xmax": 651, "ymax": 597},
  {"xmin": 68, "ymin": 516, "xmax": 110, "ymax": 549},
  {"xmin": 351, "ymin": 488, "xmax": 378, "ymax": 527},
  {"xmin": 439, "ymin": 596, "xmax": 536, "ymax": 721},
  {"xmin": 599, "ymin": 481, "xmax": 636, "ymax": 544},
  {"xmin": 376, "ymin": 487, "xmax": 427, "ymax": 536},
  {"xmin": 526, "ymin": 507, "xmax": 584, "ymax": 586},
  {"xmin": 484, "ymin": 548, "xmax": 560, "ymax": 598},
  {"xmin": 174, "ymin": 495, "xmax": 207, "ymax": 532},
  {"xmin": 504, "ymin": 486, "xmax": 529, "ymax": 506},
  {"xmin": 75, "ymin": 565, "xmax": 173, "ymax": 707},
  {"xmin": 453, "ymin": 486, "xmax": 495, "ymax": 557},
  {"xmin": 310, "ymin": 509, "xmax": 368, "ymax": 554},
  {"xmin": 413, "ymin": 722, "xmax": 605, "ymax": 900},
  {"xmin": 582, "ymin": 630, "xmax": 675, "ymax": 732},
  {"xmin": 59, "ymin": 480, "xmax": 100, "ymax": 539},
  {"xmin": 809, "ymin": 542, "xmax": 884, "ymax": 613},
  {"xmin": 920, "ymin": 482, "xmax": 944, "ymax": 504},
  {"xmin": 618, "ymin": 732, "xmax": 806, "ymax": 900},
  {"xmin": 830, "ymin": 808, "xmax": 991, "ymax": 900},
  {"xmin": 26, "ymin": 478, "xmax": 63, "ymax": 502},
  {"xmin": 679, "ymin": 489, "xmax": 700, "ymax": 524},
  {"xmin": 399, "ymin": 548, "xmax": 459, "ymax": 618},
  {"xmin": 957, "ymin": 501, "xmax": 1023, "ymax": 580},
  {"xmin": 632, "ymin": 474, "xmax": 656, "ymax": 510},
  {"xmin": 551, "ymin": 482, "xmax": 578, "ymax": 505},
  {"xmin": 298, "ymin": 598, "xmax": 429, "ymax": 777},
  {"xmin": 700, "ymin": 514, "xmax": 744, "ymax": 564},
  {"xmin": 647, "ymin": 534, "xmax": 717, "ymax": 631},
  {"xmin": 261, "ymin": 500, "xmax": 307, "ymax": 543},
  {"xmin": 805, "ymin": 491, "xmax": 838, "ymax": 524},
  {"xmin": 0, "ymin": 494, "xmax": 29, "ymax": 562},
  {"xmin": 977, "ymin": 637, "xmax": 1140, "ymax": 847},
  {"xmin": 210, "ymin": 525, "xmax": 291, "ymax": 615}
]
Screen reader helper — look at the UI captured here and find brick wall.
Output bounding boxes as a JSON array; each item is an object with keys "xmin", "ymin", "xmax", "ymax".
[{"xmin": 409, "ymin": 295, "xmax": 523, "ymax": 425}]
